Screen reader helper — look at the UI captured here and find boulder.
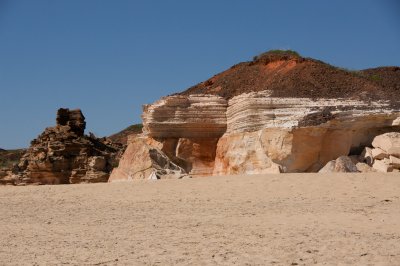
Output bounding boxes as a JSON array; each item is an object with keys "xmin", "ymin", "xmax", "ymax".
[
  {"xmin": 318, "ymin": 156, "xmax": 358, "ymax": 173},
  {"xmin": 334, "ymin": 156, "xmax": 359, "ymax": 172},
  {"xmin": 372, "ymin": 159, "xmax": 394, "ymax": 173},
  {"xmin": 372, "ymin": 132, "xmax": 400, "ymax": 157},
  {"xmin": 349, "ymin": 155, "xmax": 360, "ymax": 165},
  {"xmin": 356, "ymin": 162, "xmax": 376, "ymax": 173},
  {"xmin": 389, "ymin": 155, "xmax": 400, "ymax": 169},
  {"xmin": 360, "ymin": 147, "xmax": 374, "ymax": 165},
  {"xmin": 371, "ymin": 148, "xmax": 389, "ymax": 160},
  {"xmin": 318, "ymin": 161, "xmax": 336, "ymax": 173}
]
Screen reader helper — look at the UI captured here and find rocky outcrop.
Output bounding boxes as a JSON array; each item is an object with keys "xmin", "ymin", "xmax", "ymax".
[
  {"xmin": 56, "ymin": 108, "xmax": 86, "ymax": 136},
  {"xmin": 110, "ymin": 51, "xmax": 400, "ymax": 180},
  {"xmin": 214, "ymin": 91, "xmax": 399, "ymax": 174},
  {"xmin": 2, "ymin": 108, "xmax": 124, "ymax": 185},
  {"xmin": 110, "ymin": 90, "xmax": 399, "ymax": 180},
  {"xmin": 125, "ymin": 94, "xmax": 227, "ymax": 178}
]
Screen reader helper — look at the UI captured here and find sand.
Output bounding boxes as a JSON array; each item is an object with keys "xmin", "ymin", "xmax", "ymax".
[{"xmin": 1, "ymin": 173, "xmax": 400, "ymax": 265}]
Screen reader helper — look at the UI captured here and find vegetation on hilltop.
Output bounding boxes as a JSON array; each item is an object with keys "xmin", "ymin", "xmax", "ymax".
[{"xmin": 253, "ymin": 49, "xmax": 301, "ymax": 61}]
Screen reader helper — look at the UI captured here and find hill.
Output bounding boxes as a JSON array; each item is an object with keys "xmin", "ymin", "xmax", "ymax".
[
  {"xmin": 0, "ymin": 149, "xmax": 26, "ymax": 169},
  {"xmin": 179, "ymin": 50, "xmax": 400, "ymax": 104},
  {"xmin": 108, "ymin": 124, "xmax": 143, "ymax": 145}
]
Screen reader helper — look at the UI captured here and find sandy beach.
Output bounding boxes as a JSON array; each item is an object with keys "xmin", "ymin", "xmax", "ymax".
[{"xmin": 1, "ymin": 173, "xmax": 400, "ymax": 265}]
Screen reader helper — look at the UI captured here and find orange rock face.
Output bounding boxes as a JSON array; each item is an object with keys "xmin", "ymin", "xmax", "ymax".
[{"xmin": 175, "ymin": 138, "xmax": 218, "ymax": 176}]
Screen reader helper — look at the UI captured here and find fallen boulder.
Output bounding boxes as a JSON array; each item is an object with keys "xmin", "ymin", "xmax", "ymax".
[
  {"xmin": 356, "ymin": 162, "xmax": 376, "ymax": 173},
  {"xmin": 360, "ymin": 147, "xmax": 374, "ymax": 165},
  {"xmin": 371, "ymin": 148, "xmax": 389, "ymax": 160},
  {"xmin": 319, "ymin": 156, "xmax": 358, "ymax": 173},
  {"xmin": 389, "ymin": 155, "xmax": 400, "ymax": 169},
  {"xmin": 372, "ymin": 132, "xmax": 400, "ymax": 157},
  {"xmin": 372, "ymin": 159, "xmax": 394, "ymax": 173}
]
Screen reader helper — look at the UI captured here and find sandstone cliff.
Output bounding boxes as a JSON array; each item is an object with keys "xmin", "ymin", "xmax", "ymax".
[
  {"xmin": 1, "ymin": 109, "xmax": 124, "ymax": 185},
  {"xmin": 110, "ymin": 50, "xmax": 400, "ymax": 181}
]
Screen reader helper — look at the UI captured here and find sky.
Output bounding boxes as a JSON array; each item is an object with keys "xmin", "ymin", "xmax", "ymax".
[{"xmin": 0, "ymin": 0, "xmax": 399, "ymax": 149}]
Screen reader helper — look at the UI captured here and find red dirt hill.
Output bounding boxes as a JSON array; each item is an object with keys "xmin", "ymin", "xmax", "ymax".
[{"xmin": 179, "ymin": 50, "xmax": 400, "ymax": 104}]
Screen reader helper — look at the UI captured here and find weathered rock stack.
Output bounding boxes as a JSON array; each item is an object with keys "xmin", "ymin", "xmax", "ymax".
[
  {"xmin": 1, "ymin": 108, "xmax": 123, "ymax": 185},
  {"xmin": 109, "ymin": 51, "xmax": 400, "ymax": 181}
]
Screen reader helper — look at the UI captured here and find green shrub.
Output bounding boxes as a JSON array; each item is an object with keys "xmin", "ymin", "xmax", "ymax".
[
  {"xmin": 369, "ymin": 74, "xmax": 382, "ymax": 82},
  {"xmin": 253, "ymin": 49, "xmax": 301, "ymax": 61}
]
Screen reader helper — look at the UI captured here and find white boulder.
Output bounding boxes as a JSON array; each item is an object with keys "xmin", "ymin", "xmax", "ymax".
[
  {"xmin": 372, "ymin": 159, "xmax": 394, "ymax": 173},
  {"xmin": 372, "ymin": 132, "xmax": 400, "ymax": 157}
]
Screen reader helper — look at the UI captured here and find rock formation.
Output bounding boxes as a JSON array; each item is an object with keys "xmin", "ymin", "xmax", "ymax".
[
  {"xmin": 319, "ymin": 132, "xmax": 400, "ymax": 173},
  {"xmin": 1, "ymin": 108, "xmax": 124, "ymax": 185},
  {"xmin": 109, "ymin": 50, "xmax": 400, "ymax": 181},
  {"xmin": 369, "ymin": 132, "xmax": 400, "ymax": 172},
  {"xmin": 318, "ymin": 156, "xmax": 358, "ymax": 173},
  {"xmin": 109, "ymin": 136, "xmax": 188, "ymax": 181}
]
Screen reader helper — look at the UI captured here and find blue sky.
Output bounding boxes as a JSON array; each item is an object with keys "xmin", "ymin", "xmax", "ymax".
[{"xmin": 0, "ymin": 0, "xmax": 399, "ymax": 149}]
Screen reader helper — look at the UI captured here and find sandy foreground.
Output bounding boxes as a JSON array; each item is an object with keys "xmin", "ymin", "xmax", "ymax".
[{"xmin": 1, "ymin": 173, "xmax": 400, "ymax": 265}]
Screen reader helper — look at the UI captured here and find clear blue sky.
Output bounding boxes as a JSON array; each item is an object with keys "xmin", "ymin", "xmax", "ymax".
[{"xmin": 0, "ymin": 0, "xmax": 399, "ymax": 149}]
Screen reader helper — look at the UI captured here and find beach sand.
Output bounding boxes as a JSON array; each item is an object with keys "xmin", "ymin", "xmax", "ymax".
[{"xmin": 1, "ymin": 173, "xmax": 400, "ymax": 265}]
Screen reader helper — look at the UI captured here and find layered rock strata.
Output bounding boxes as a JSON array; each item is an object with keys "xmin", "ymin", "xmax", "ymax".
[
  {"xmin": 142, "ymin": 95, "xmax": 227, "ymax": 138},
  {"xmin": 2, "ymin": 108, "xmax": 123, "ymax": 185},
  {"xmin": 110, "ymin": 51, "xmax": 400, "ymax": 180},
  {"xmin": 110, "ymin": 91, "xmax": 400, "ymax": 180},
  {"xmin": 214, "ymin": 91, "xmax": 399, "ymax": 174},
  {"xmin": 118, "ymin": 95, "xmax": 228, "ymax": 178}
]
